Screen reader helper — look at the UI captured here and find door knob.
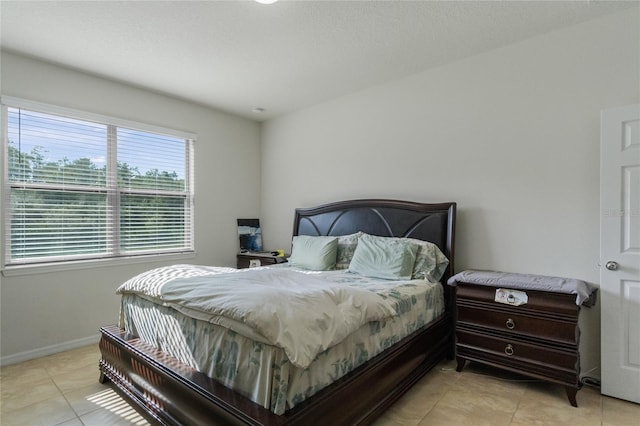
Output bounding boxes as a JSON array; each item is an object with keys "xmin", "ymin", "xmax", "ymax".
[{"xmin": 605, "ymin": 261, "xmax": 619, "ymax": 271}]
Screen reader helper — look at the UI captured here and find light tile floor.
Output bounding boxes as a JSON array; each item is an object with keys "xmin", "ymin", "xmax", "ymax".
[{"xmin": 1, "ymin": 344, "xmax": 638, "ymax": 425}]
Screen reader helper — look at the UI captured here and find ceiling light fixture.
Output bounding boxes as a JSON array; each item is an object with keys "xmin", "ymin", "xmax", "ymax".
[{"xmin": 255, "ymin": 0, "xmax": 278, "ymax": 4}]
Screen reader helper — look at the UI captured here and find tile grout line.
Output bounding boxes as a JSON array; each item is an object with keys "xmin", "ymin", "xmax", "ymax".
[
  {"xmin": 48, "ymin": 367, "xmax": 83, "ymax": 426},
  {"xmin": 508, "ymin": 380, "xmax": 527, "ymax": 425}
]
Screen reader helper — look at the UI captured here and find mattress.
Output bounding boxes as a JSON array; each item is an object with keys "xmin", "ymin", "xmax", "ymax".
[{"xmin": 119, "ymin": 265, "xmax": 445, "ymax": 414}]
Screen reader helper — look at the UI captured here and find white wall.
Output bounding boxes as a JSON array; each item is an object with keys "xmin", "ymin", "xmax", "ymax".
[
  {"xmin": 0, "ymin": 52, "xmax": 261, "ymax": 362},
  {"xmin": 260, "ymin": 8, "xmax": 640, "ymax": 378}
]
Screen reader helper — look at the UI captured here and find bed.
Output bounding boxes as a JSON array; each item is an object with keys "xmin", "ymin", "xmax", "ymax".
[{"xmin": 99, "ymin": 198, "xmax": 456, "ymax": 425}]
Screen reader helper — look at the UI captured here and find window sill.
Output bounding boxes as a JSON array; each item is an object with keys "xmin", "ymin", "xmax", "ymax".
[{"xmin": 1, "ymin": 251, "xmax": 197, "ymax": 277}]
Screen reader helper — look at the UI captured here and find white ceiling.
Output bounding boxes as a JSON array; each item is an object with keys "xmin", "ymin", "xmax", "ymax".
[{"xmin": 1, "ymin": 0, "xmax": 636, "ymax": 121}]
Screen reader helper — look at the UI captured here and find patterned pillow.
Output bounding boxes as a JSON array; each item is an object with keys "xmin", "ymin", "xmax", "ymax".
[
  {"xmin": 409, "ymin": 239, "xmax": 449, "ymax": 282},
  {"xmin": 334, "ymin": 232, "xmax": 362, "ymax": 269}
]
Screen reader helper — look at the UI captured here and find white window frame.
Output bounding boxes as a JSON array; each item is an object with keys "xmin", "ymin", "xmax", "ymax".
[{"xmin": 1, "ymin": 96, "xmax": 196, "ymax": 275}]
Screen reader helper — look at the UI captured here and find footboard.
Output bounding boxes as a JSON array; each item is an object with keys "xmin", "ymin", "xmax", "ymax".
[{"xmin": 99, "ymin": 313, "xmax": 452, "ymax": 426}]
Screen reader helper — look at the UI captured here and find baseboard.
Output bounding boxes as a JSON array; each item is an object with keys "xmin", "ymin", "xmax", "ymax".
[{"xmin": 0, "ymin": 334, "xmax": 100, "ymax": 366}]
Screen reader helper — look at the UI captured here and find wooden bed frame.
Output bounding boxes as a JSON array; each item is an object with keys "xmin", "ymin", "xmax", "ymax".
[{"xmin": 99, "ymin": 199, "xmax": 456, "ymax": 425}]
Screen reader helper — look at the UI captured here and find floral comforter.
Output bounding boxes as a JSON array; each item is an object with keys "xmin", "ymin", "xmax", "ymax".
[
  {"xmin": 118, "ymin": 264, "xmax": 444, "ymax": 414},
  {"xmin": 117, "ymin": 264, "xmax": 397, "ymax": 368}
]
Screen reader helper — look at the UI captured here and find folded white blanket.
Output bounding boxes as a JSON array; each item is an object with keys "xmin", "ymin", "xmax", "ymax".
[
  {"xmin": 447, "ymin": 269, "xmax": 597, "ymax": 306},
  {"xmin": 117, "ymin": 264, "xmax": 398, "ymax": 368}
]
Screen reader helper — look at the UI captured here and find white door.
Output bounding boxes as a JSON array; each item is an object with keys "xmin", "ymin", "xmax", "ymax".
[{"xmin": 600, "ymin": 103, "xmax": 640, "ymax": 403}]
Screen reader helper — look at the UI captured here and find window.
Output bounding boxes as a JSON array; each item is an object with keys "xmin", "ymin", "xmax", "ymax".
[{"xmin": 2, "ymin": 97, "xmax": 195, "ymax": 267}]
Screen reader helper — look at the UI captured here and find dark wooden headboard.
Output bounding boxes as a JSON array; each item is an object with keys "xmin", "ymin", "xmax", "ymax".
[{"xmin": 292, "ymin": 199, "xmax": 456, "ymax": 284}]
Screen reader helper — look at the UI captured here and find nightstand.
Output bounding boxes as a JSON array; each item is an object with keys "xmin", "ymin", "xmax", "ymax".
[
  {"xmin": 237, "ymin": 252, "xmax": 287, "ymax": 269},
  {"xmin": 449, "ymin": 271, "xmax": 596, "ymax": 407}
]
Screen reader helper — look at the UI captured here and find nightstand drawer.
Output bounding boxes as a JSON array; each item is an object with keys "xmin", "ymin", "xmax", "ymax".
[
  {"xmin": 456, "ymin": 329, "xmax": 578, "ymax": 372},
  {"xmin": 456, "ymin": 284, "xmax": 579, "ymax": 317},
  {"xmin": 457, "ymin": 305, "xmax": 578, "ymax": 345}
]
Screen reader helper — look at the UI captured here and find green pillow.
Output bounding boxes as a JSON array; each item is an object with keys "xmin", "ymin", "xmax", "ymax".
[
  {"xmin": 354, "ymin": 233, "xmax": 449, "ymax": 282},
  {"xmin": 288, "ymin": 236, "xmax": 339, "ymax": 271},
  {"xmin": 348, "ymin": 234, "xmax": 419, "ymax": 280}
]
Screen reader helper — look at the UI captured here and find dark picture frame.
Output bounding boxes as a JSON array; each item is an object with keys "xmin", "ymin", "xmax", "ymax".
[{"xmin": 237, "ymin": 218, "xmax": 263, "ymax": 251}]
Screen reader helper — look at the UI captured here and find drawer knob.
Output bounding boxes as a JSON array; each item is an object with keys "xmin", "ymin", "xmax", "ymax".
[
  {"xmin": 506, "ymin": 318, "xmax": 515, "ymax": 329},
  {"xmin": 504, "ymin": 344, "xmax": 514, "ymax": 356}
]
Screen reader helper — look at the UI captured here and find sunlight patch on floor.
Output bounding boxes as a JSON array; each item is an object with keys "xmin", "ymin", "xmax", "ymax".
[{"xmin": 86, "ymin": 388, "xmax": 148, "ymax": 425}]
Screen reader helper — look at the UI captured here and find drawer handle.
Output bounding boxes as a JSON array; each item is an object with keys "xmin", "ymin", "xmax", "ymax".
[
  {"xmin": 504, "ymin": 344, "xmax": 514, "ymax": 356},
  {"xmin": 506, "ymin": 318, "xmax": 515, "ymax": 329}
]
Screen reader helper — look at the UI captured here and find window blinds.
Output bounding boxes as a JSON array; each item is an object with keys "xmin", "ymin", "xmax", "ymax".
[{"xmin": 3, "ymin": 99, "xmax": 195, "ymax": 266}]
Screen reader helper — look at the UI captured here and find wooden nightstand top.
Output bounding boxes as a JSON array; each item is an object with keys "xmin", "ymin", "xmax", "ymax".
[{"xmin": 237, "ymin": 252, "xmax": 287, "ymax": 269}]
